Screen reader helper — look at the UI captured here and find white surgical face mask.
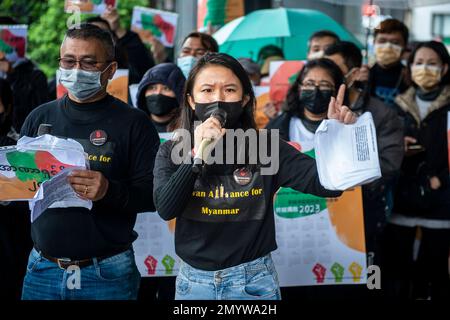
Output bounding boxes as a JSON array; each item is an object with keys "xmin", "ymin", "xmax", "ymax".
[
  {"xmin": 308, "ymin": 50, "xmax": 324, "ymax": 60},
  {"xmin": 58, "ymin": 64, "xmax": 110, "ymax": 101}
]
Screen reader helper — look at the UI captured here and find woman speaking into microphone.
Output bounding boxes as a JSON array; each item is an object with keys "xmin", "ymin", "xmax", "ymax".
[{"xmin": 153, "ymin": 53, "xmax": 357, "ymax": 300}]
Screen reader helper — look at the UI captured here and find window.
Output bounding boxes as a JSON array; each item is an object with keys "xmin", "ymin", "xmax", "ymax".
[{"xmin": 432, "ymin": 13, "xmax": 450, "ymax": 38}]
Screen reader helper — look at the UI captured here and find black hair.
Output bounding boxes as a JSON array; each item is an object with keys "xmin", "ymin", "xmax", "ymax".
[
  {"xmin": 0, "ymin": 17, "xmax": 18, "ymax": 25},
  {"xmin": 177, "ymin": 52, "xmax": 256, "ymax": 142},
  {"xmin": 181, "ymin": 32, "xmax": 219, "ymax": 53},
  {"xmin": 408, "ymin": 40, "xmax": 450, "ymax": 85},
  {"xmin": 85, "ymin": 16, "xmax": 111, "ymax": 31},
  {"xmin": 257, "ymin": 45, "xmax": 285, "ymax": 66},
  {"xmin": 308, "ymin": 30, "xmax": 340, "ymax": 48},
  {"xmin": 0, "ymin": 78, "xmax": 13, "ymax": 133},
  {"xmin": 283, "ymin": 58, "xmax": 345, "ymax": 117},
  {"xmin": 64, "ymin": 23, "xmax": 115, "ymax": 60},
  {"xmin": 324, "ymin": 41, "xmax": 363, "ymax": 70}
]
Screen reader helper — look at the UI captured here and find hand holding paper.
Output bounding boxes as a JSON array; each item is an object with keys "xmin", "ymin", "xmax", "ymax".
[
  {"xmin": 314, "ymin": 112, "xmax": 381, "ymax": 190},
  {"xmin": 67, "ymin": 169, "xmax": 109, "ymax": 201}
]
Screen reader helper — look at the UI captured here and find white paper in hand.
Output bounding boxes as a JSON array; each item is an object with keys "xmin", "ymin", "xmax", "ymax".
[
  {"xmin": 29, "ymin": 167, "xmax": 93, "ymax": 223},
  {"xmin": 314, "ymin": 112, "xmax": 381, "ymax": 190}
]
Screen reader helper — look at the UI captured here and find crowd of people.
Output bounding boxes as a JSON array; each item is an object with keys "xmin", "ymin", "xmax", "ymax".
[{"xmin": 0, "ymin": 5, "xmax": 449, "ymax": 301}]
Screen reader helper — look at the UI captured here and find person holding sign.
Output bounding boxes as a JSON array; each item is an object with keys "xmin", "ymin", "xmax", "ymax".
[
  {"xmin": 0, "ymin": 17, "xmax": 49, "ymax": 134},
  {"xmin": 98, "ymin": 5, "xmax": 155, "ymax": 84},
  {"xmin": 324, "ymin": 42, "xmax": 404, "ymax": 269},
  {"xmin": 20, "ymin": 24, "xmax": 160, "ymax": 300},
  {"xmin": 153, "ymin": 53, "xmax": 357, "ymax": 300},
  {"xmin": 266, "ymin": 59, "xmax": 365, "ymax": 299},
  {"xmin": 386, "ymin": 41, "xmax": 450, "ymax": 300}
]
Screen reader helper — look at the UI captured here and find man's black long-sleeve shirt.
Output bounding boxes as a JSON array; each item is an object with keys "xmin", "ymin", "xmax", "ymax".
[{"xmin": 20, "ymin": 94, "xmax": 160, "ymax": 259}]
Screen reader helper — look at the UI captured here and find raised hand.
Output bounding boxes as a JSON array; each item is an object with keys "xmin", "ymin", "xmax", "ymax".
[{"xmin": 327, "ymin": 84, "xmax": 357, "ymax": 124}]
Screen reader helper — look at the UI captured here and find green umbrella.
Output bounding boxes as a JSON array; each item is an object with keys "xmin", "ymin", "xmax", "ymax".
[{"xmin": 213, "ymin": 7, "xmax": 362, "ymax": 61}]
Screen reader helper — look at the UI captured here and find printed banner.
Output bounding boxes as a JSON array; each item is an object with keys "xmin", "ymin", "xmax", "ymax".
[
  {"xmin": 0, "ymin": 137, "xmax": 87, "ymax": 201},
  {"xmin": 131, "ymin": 7, "xmax": 178, "ymax": 48},
  {"xmin": 273, "ymin": 147, "xmax": 367, "ymax": 286},
  {"xmin": 64, "ymin": 0, "xmax": 117, "ymax": 14},
  {"xmin": 133, "ymin": 132, "xmax": 178, "ymax": 277},
  {"xmin": 269, "ymin": 60, "xmax": 304, "ymax": 105},
  {"xmin": 253, "ymin": 85, "xmax": 271, "ymax": 129},
  {"xmin": 106, "ymin": 69, "xmax": 129, "ymax": 103},
  {"xmin": 0, "ymin": 25, "xmax": 27, "ymax": 63}
]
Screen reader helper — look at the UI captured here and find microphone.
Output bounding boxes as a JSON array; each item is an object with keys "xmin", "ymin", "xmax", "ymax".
[
  {"xmin": 192, "ymin": 109, "xmax": 227, "ymax": 173},
  {"xmin": 37, "ymin": 124, "xmax": 52, "ymax": 136}
]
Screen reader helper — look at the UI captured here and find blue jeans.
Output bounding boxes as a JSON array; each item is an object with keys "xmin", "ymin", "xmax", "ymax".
[
  {"xmin": 175, "ymin": 254, "xmax": 281, "ymax": 300},
  {"xmin": 22, "ymin": 248, "xmax": 140, "ymax": 300}
]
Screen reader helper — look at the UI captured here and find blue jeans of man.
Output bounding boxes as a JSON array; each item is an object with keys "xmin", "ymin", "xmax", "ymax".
[{"xmin": 21, "ymin": 248, "xmax": 140, "ymax": 300}]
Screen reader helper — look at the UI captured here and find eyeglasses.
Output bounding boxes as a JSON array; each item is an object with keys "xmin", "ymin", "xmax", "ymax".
[
  {"xmin": 300, "ymin": 80, "xmax": 335, "ymax": 91},
  {"xmin": 58, "ymin": 58, "xmax": 111, "ymax": 71}
]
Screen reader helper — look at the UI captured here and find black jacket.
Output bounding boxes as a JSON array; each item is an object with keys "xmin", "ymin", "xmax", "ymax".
[
  {"xmin": 117, "ymin": 30, "xmax": 155, "ymax": 85},
  {"xmin": 7, "ymin": 59, "xmax": 49, "ymax": 132},
  {"xmin": 393, "ymin": 85, "xmax": 450, "ymax": 219}
]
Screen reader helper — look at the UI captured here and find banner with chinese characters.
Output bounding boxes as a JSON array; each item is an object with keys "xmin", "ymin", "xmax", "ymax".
[
  {"xmin": 273, "ymin": 147, "xmax": 367, "ymax": 286},
  {"xmin": 133, "ymin": 132, "xmax": 178, "ymax": 277}
]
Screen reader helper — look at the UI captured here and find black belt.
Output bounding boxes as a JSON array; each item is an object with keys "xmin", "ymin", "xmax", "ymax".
[{"xmin": 36, "ymin": 248, "xmax": 118, "ymax": 270}]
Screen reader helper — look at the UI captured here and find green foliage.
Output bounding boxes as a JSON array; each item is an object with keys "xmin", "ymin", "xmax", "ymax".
[
  {"xmin": 118, "ymin": 0, "xmax": 149, "ymax": 29},
  {"xmin": 0, "ymin": 0, "xmax": 47, "ymax": 25},
  {"xmin": 2, "ymin": 0, "xmax": 150, "ymax": 79},
  {"xmin": 28, "ymin": 0, "xmax": 67, "ymax": 78}
]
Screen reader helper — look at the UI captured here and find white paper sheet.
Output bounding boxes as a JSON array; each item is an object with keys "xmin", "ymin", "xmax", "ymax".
[
  {"xmin": 314, "ymin": 112, "xmax": 381, "ymax": 190},
  {"xmin": 29, "ymin": 167, "xmax": 92, "ymax": 223}
]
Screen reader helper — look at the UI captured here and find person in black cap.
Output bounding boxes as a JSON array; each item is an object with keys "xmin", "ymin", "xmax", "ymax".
[
  {"xmin": 20, "ymin": 23, "xmax": 159, "ymax": 300},
  {"xmin": 136, "ymin": 63, "xmax": 185, "ymax": 133}
]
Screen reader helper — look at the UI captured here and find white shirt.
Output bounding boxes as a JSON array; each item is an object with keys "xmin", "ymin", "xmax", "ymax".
[{"xmin": 289, "ymin": 116, "xmax": 315, "ymax": 152}]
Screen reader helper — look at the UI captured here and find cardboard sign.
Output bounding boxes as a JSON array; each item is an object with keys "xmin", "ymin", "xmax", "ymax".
[{"xmin": 131, "ymin": 7, "xmax": 178, "ymax": 48}]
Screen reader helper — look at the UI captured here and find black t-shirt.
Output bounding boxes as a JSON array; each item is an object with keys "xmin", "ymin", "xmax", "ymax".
[
  {"xmin": 153, "ymin": 136, "xmax": 342, "ymax": 271},
  {"xmin": 369, "ymin": 62, "xmax": 409, "ymax": 108},
  {"xmin": 20, "ymin": 94, "xmax": 160, "ymax": 259}
]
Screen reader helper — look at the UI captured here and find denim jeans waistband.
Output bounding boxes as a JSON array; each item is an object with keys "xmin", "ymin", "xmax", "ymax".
[{"xmin": 179, "ymin": 254, "xmax": 275, "ymax": 286}]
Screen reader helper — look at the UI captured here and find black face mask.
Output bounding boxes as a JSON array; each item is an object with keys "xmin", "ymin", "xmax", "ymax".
[
  {"xmin": 145, "ymin": 94, "xmax": 178, "ymax": 116},
  {"xmin": 299, "ymin": 88, "xmax": 333, "ymax": 115},
  {"xmin": 194, "ymin": 101, "xmax": 244, "ymax": 128}
]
